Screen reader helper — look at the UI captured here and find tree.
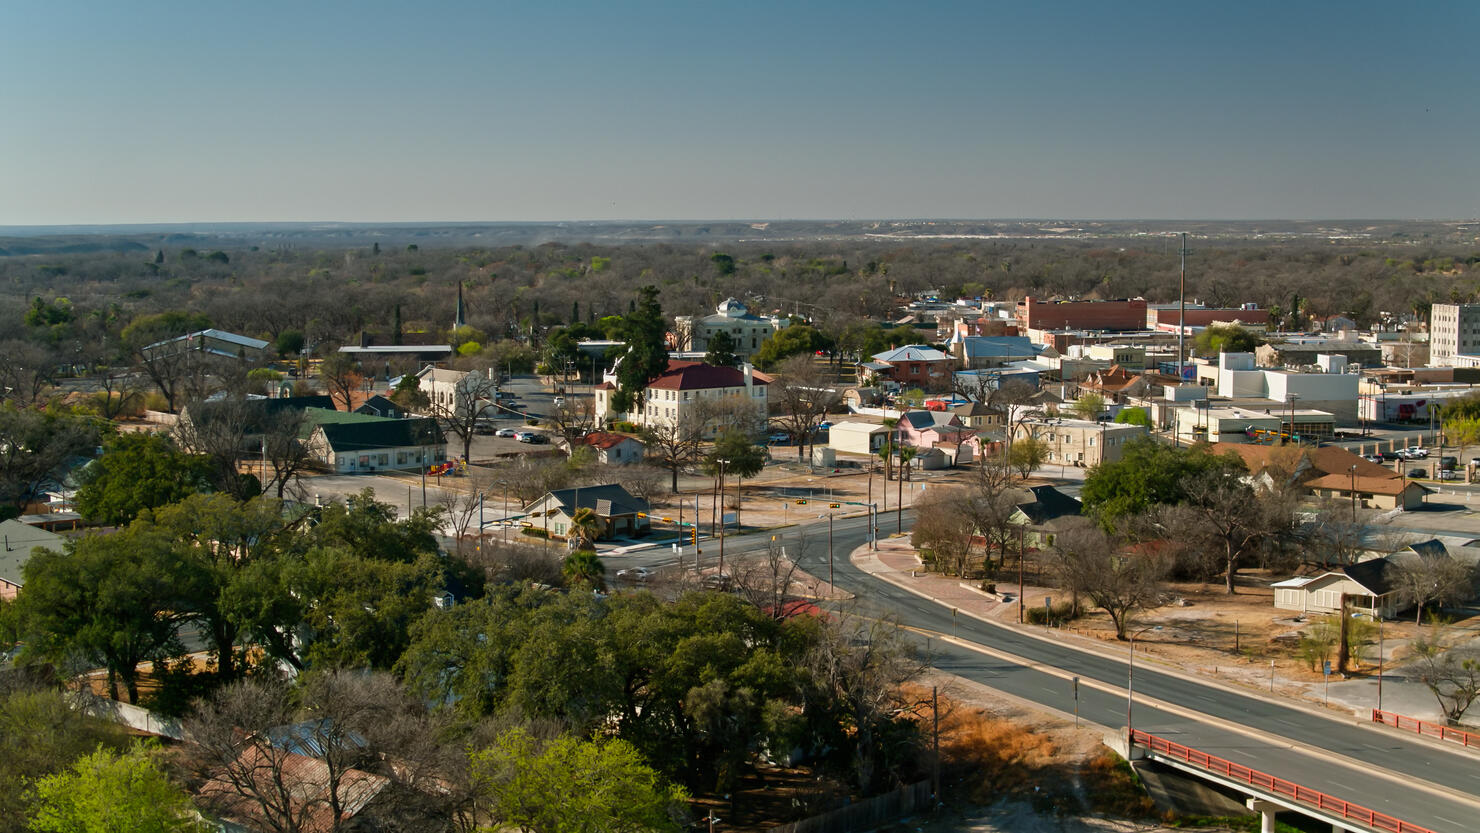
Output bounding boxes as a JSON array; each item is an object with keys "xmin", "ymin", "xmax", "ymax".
[
  {"xmin": 1445, "ymin": 416, "xmax": 1480, "ymax": 479},
  {"xmin": 18, "ymin": 528, "xmax": 188, "ymax": 703},
  {"xmin": 1410, "ymin": 631, "xmax": 1480, "ymax": 724},
  {"xmin": 171, "ymin": 397, "xmax": 264, "ymax": 500},
  {"xmin": 318, "ymin": 353, "xmax": 363, "ymax": 411},
  {"xmin": 911, "ymin": 488, "xmax": 978, "ymax": 577},
  {"xmin": 75, "ymin": 433, "xmax": 212, "ymax": 526},
  {"xmin": 610, "ymin": 286, "xmax": 668, "ymax": 414},
  {"xmin": 121, "ymin": 310, "xmax": 216, "ymax": 411},
  {"xmin": 424, "ymin": 367, "xmax": 497, "ymax": 462},
  {"xmin": 567, "ymin": 507, "xmax": 602, "ymax": 551},
  {"xmin": 0, "ymin": 685, "xmax": 128, "ymax": 833},
  {"xmin": 642, "ymin": 412, "xmax": 708, "ymax": 493},
  {"xmin": 28, "ymin": 744, "xmax": 200, "ymax": 833},
  {"xmin": 1081, "ymin": 438, "xmax": 1245, "ymax": 524},
  {"xmin": 469, "ymin": 727, "xmax": 687, "ymax": 833},
  {"xmin": 1008, "ymin": 435, "xmax": 1046, "ymax": 481},
  {"xmin": 703, "ymin": 330, "xmax": 739, "ymax": 368},
  {"xmin": 1069, "ymin": 393, "xmax": 1106, "ymax": 422},
  {"xmin": 752, "ymin": 324, "xmax": 832, "ymax": 371},
  {"xmin": 1391, "ymin": 556, "xmax": 1475, "ymax": 623},
  {"xmin": 562, "ymin": 549, "xmax": 605, "ymax": 590},
  {"xmin": 1163, "ymin": 474, "xmax": 1290, "ymax": 594},
  {"xmin": 768, "ymin": 354, "xmax": 842, "ymax": 462},
  {"xmin": 1193, "ymin": 323, "xmax": 1263, "ymax": 357},
  {"xmin": 1114, "ymin": 406, "xmax": 1150, "ymax": 427},
  {"xmin": 1046, "ymin": 518, "xmax": 1168, "ymax": 639},
  {"xmin": 0, "ymin": 407, "xmax": 105, "ymax": 517},
  {"xmin": 0, "ymin": 340, "xmax": 60, "ymax": 406},
  {"xmin": 704, "ymin": 430, "xmax": 766, "ymax": 528}
]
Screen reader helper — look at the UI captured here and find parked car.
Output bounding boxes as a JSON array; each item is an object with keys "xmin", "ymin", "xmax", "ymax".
[
  {"xmin": 616, "ymin": 566, "xmax": 653, "ymax": 582},
  {"xmin": 552, "ymin": 396, "xmax": 566, "ymax": 407},
  {"xmin": 1362, "ymin": 454, "xmax": 1383, "ymax": 464},
  {"xmin": 768, "ymin": 432, "xmax": 790, "ymax": 444},
  {"xmin": 1471, "ymin": 457, "xmax": 1480, "ymax": 468},
  {"xmin": 1407, "ymin": 447, "xmax": 1430, "ymax": 459},
  {"xmin": 1408, "ymin": 467, "xmax": 1427, "ymax": 478},
  {"xmin": 701, "ymin": 573, "xmax": 733, "ymax": 591},
  {"xmin": 495, "ymin": 427, "xmax": 518, "ymax": 438},
  {"xmin": 817, "ymin": 421, "xmax": 833, "ymax": 430},
  {"xmin": 1439, "ymin": 456, "xmax": 1458, "ymax": 470}
]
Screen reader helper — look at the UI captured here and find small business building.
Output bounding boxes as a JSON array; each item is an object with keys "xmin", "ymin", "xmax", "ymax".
[{"xmin": 522, "ymin": 484, "xmax": 651, "ymax": 542}]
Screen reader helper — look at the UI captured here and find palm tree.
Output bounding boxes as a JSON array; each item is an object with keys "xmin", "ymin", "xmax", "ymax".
[
  {"xmin": 562, "ymin": 549, "xmax": 605, "ymax": 590},
  {"xmin": 569, "ymin": 506, "xmax": 602, "ymax": 550}
]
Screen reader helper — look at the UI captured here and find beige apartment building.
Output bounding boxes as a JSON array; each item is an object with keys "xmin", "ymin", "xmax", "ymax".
[{"xmin": 1012, "ymin": 416, "xmax": 1147, "ymax": 468}]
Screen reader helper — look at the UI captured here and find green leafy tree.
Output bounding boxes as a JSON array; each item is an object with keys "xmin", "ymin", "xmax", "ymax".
[
  {"xmin": 28, "ymin": 744, "xmax": 200, "ymax": 833},
  {"xmin": 1193, "ymin": 323, "xmax": 1263, "ymax": 357},
  {"xmin": 1114, "ymin": 407, "xmax": 1151, "ymax": 427},
  {"xmin": 470, "ymin": 727, "xmax": 687, "ymax": 833},
  {"xmin": 1069, "ymin": 392, "xmax": 1106, "ymax": 421},
  {"xmin": 0, "ymin": 407, "xmax": 106, "ymax": 518},
  {"xmin": 709, "ymin": 252, "xmax": 736, "ymax": 276},
  {"xmin": 705, "ymin": 430, "xmax": 767, "ymax": 527},
  {"xmin": 1081, "ymin": 438, "xmax": 1246, "ymax": 525},
  {"xmin": 18, "ymin": 527, "xmax": 188, "ymax": 703},
  {"xmin": 562, "ymin": 549, "xmax": 605, "ymax": 591},
  {"xmin": 610, "ymin": 286, "xmax": 669, "ymax": 414},
  {"xmin": 752, "ymin": 325, "xmax": 832, "ymax": 371},
  {"xmin": 273, "ymin": 330, "xmax": 305, "ymax": 358},
  {"xmin": 1008, "ymin": 435, "xmax": 1046, "ymax": 481},
  {"xmin": 0, "ymin": 687, "xmax": 128, "ymax": 832},
  {"xmin": 703, "ymin": 330, "xmax": 740, "ymax": 368},
  {"xmin": 75, "ymin": 433, "xmax": 212, "ymax": 526}
]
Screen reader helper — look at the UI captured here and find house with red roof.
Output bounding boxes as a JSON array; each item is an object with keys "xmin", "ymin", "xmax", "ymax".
[
  {"xmin": 594, "ymin": 360, "xmax": 768, "ymax": 436},
  {"xmin": 570, "ymin": 431, "xmax": 646, "ymax": 465}
]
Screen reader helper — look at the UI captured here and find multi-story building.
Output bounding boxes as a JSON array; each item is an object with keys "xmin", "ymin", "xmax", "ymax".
[
  {"xmin": 858, "ymin": 345, "xmax": 954, "ymax": 391},
  {"xmin": 1012, "ymin": 416, "xmax": 1147, "ymax": 468},
  {"xmin": 1017, "ymin": 297, "xmax": 1147, "ymax": 332},
  {"xmin": 673, "ymin": 298, "xmax": 784, "ymax": 357},
  {"xmin": 594, "ymin": 360, "xmax": 768, "ymax": 435},
  {"xmin": 1429, "ymin": 303, "xmax": 1480, "ymax": 367}
]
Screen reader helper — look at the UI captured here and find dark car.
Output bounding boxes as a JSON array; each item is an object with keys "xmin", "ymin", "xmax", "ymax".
[{"xmin": 1408, "ymin": 467, "xmax": 1427, "ymax": 478}]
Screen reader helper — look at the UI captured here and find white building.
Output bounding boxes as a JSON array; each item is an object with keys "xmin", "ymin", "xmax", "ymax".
[
  {"xmin": 673, "ymin": 299, "xmax": 785, "ymax": 357},
  {"xmin": 1012, "ymin": 417, "xmax": 1147, "ymax": 468},
  {"xmin": 595, "ymin": 360, "xmax": 768, "ymax": 435},
  {"xmin": 1430, "ymin": 303, "xmax": 1480, "ymax": 367},
  {"xmin": 417, "ymin": 366, "xmax": 494, "ymax": 416},
  {"xmin": 1213, "ymin": 352, "xmax": 1358, "ymax": 424}
]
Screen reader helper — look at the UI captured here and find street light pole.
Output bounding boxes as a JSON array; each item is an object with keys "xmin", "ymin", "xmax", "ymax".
[
  {"xmin": 717, "ymin": 458, "xmax": 730, "ymax": 577},
  {"xmin": 1350, "ymin": 464, "xmax": 1358, "ymax": 521},
  {"xmin": 1126, "ymin": 625, "xmax": 1162, "ymax": 745}
]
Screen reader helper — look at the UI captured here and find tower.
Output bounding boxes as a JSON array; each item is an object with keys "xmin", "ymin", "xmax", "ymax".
[{"xmin": 454, "ymin": 281, "xmax": 466, "ymax": 330}]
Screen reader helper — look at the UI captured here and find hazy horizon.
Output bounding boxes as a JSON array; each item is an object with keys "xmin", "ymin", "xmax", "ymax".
[{"xmin": 6, "ymin": 1, "xmax": 1478, "ymax": 225}]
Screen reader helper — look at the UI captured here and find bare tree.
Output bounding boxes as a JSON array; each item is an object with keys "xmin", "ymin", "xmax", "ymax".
[
  {"xmin": 642, "ymin": 411, "xmax": 708, "ymax": 493},
  {"xmin": 546, "ymin": 396, "xmax": 598, "ymax": 443},
  {"xmin": 911, "ymin": 488, "xmax": 978, "ymax": 578},
  {"xmin": 616, "ymin": 464, "xmax": 665, "ymax": 506},
  {"xmin": 0, "ymin": 340, "xmax": 58, "ymax": 406},
  {"xmin": 1046, "ymin": 517, "xmax": 1168, "ymax": 639},
  {"xmin": 174, "ymin": 396, "xmax": 261, "ymax": 499},
  {"xmin": 318, "ymin": 353, "xmax": 364, "ymax": 412},
  {"xmin": 769, "ymin": 355, "xmax": 842, "ymax": 462},
  {"xmin": 1391, "ymin": 556, "xmax": 1475, "ymax": 623},
  {"xmin": 260, "ymin": 407, "xmax": 316, "ymax": 500},
  {"xmin": 1173, "ymin": 474, "xmax": 1292, "ymax": 594},
  {"xmin": 1300, "ymin": 499, "xmax": 1390, "ymax": 569},
  {"xmin": 437, "ymin": 472, "xmax": 490, "ymax": 556},
  {"xmin": 733, "ymin": 534, "xmax": 809, "ymax": 616},
  {"xmin": 94, "ymin": 366, "xmax": 147, "ymax": 418},
  {"xmin": 1409, "ymin": 629, "xmax": 1480, "ymax": 724},
  {"xmin": 425, "ymin": 368, "xmax": 498, "ymax": 463}
]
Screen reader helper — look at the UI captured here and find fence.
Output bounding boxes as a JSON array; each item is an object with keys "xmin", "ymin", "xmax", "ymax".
[
  {"xmin": 79, "ymin": 696, "xmax": 185, "ymax": 740},
  {"xmin": 142, "ymin": 410, "xmax": 178, "ymax": 426},
  {"xmin": 1131, "ymin": 730, "xmax": 1433, "ymax": 833},
  {"xmin": 1372, "ymin": 709, "xmax": 1480, "ymax": 749},
  {"xmin": 765, "ymin": 781, "xmax": 932, "ymax": 833}
]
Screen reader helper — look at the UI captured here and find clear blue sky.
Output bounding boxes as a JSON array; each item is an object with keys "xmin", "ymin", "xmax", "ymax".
[{"xmin": 4, "ymin": 0, "xmax": 1477, "ymax": 224}]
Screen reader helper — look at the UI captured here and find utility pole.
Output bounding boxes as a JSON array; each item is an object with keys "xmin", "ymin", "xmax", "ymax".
[
  {"xmin": 931, "ymin": 685, "xmax": 941, "ymax": 800},
  {"xmin": 1018, "ymin": 525, "xmax": 1026, "ymax": 624},
  {"xmin": 1177, "ymin": 231, "xmax": 1188, "ymax": 383},
  {"xmin": 828, "ymin": 510, "xmax": 834, "ymax": 589},
  {"xmin": 717, "ymin": 458, "xmax": 730, "ymax": 577}
]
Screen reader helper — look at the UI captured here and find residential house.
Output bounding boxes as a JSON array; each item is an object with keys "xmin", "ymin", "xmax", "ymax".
[
  {"xmin": 523, "ymin": 484, "xmax": 651, "ymax": 541},
  {"xmin": 951, "ymin": 401, "xmax": 1003, "ymax": 431},
  {"xmin": 1009, "ymin": 485, "xmax": 1082, "ymax": 548},
  {"xmin": 858, "ymin": 345, "xmax": 954, "ymax": 391},
  {"xmin": 594, "ymin": 361, "xmax": 768, "ymax": 435},
  {"xmin": 1214, "ymin": 443, "xmax": 1429, "ymax": 510},
  {"xmin": 828, "ymin": 420, "xmax": 893, "ymax": 456},
  {"xmin": 1272, "ymin": 559, "xmax": 1401, "ymax": 619},
  {"xmin": 572, "ymin": 431, "xmax": 646, "ymax": 465},
  {"xmin": 949, "ymin": 335, "xmax": 1042, "ymax": 369},
  {"xmin": 417, "ymin": 366, "xmax": 495, "ymax": 416},
  {"xmin": 0, "ymin": 519, "xmax": 65, "ymax": 600},
  {"xmin": 1078, "ymin": 364, "xmax": 1146, "ymax": 404},
  {"xmin": 354, "ymin": 395, "xmax": 408, "ymax": 419},
  {"xmin": 307, "ymin": 418, "xmax": 446, "ymax": 473}
]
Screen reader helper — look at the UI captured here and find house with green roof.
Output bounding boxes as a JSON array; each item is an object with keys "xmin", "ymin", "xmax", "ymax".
[{"xmin": 306, "ymin": 417, "xmax": 447, "ymax": 474}]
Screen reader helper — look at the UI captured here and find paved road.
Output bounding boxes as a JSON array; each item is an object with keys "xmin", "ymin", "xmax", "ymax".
[{"xmin": 645, "ymin": 513, "xmax": 1480, "ymax": 832}]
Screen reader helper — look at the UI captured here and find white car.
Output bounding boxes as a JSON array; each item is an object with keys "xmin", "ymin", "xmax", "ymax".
[
  {"xmin": 1405, "ymin": 447, "xmax": 1429, "ymax": 459},
  {"xmin": 495, "ymin": 427, "xmax": 518, "ymax": 438},
  {"xmin": 616, "ymin": 566, "xmax": 653, "ymax": 582},
  {"xmin": 552, "ymin": 396, "xmax": 566, "ymax": 407}
]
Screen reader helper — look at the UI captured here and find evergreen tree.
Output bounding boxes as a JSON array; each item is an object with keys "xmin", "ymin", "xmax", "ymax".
[{"xmin": 611, "ymin": 286, "xmax": 669, "ymax": 414}]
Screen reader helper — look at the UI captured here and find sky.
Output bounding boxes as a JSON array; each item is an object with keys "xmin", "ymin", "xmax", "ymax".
[{"xmin": 3, "ymin": 1, "xmax": 1478, "ymax": 224}]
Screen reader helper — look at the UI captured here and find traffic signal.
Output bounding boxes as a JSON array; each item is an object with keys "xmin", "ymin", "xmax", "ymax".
[
  {"xmin": 795, "ymin": 499, "xmax": 807, "ymax": 505},
  {"xmin": 829, "ymin": 503, "xmax": 841, "ymax": 509},
  {"xmin": 636, "ymin": 512, "xmax": 647, "ymax": 518}
]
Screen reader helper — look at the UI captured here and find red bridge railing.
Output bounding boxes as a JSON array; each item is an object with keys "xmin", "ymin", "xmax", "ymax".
[
  {"xmin": 1372, "ymin": 709, "xmax": 1480, "ymax": 749},
  {"xmin": 1130, "ymin": 730, "xmax": 1435, "ymax": 833}
]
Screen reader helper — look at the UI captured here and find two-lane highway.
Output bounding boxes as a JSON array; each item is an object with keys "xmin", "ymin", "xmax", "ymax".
[{"xmin": 640, "ymin": 513, "xmax": 1480, "ymax": 832}]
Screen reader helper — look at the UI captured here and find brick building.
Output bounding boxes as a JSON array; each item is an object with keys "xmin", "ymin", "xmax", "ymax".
[{"xmin": 1017, "ymin": 297, "xmax": 1147, "ymax": 332}]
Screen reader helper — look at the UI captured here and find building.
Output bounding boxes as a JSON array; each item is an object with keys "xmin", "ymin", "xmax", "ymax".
[
  {"xmin": 522, "ymin": 484, "xmax": 651, "ymax": 541},
  {"xmin": 354, "ymin": 395, "xmax": 408, "ymax": 419},
  {"xmin": 673, "ymin": 298, "xmax": 783, "ymax": 357},
  {"xmin": 1017, "ymin": 297, "xmax": 1147, "ymax": 332},
  {"xmin": 0, "ymin": 519, "xmax": 66, "ymax": 600},
  {"xmin": 827, "ymin": 420, "xmax": 893, "ymax": 456},
  {"xmin": 1175, "ymin": 405, "xmax": 1337, "ymax": 445},
  {"xmin": 1255, "ymin": 339, "xmax": 1381, "ymax": 369},
  {"xmin": 1078, "ymin": 364, "xmax": 1146, "ymax": 403},
  {"xmin": 1430, "ymin": 303, "xmax": 1480, "ymax": 367},
  {"xmin": 594, "ymin": 361, "xmax": 768, "ymax": 435},
  {"xmin": 571, "ymin": 431, "xmax": 646, "ymax": 465},
  {"xmin": 1147, "ymin": 304, "xmax": 1269, "ymax": 330},
  {"xmin": 949, "ymin": 335, "xmax": 1044, "ymax": 369},
  {"xmin": 950, "ymin": 401, "xmax": 1004, "ymax": 431},
  {"xmin": 1212, "ymin": 442, "xmax": 1428, "ymax": 510},
  {"xmin": 417, "ymin": 366, "xmax": 496, "ymax": 416},
  {"xmin": 1212, "ymin": 352, "xmax": 1359, "ymax": 424},
  {"xmin": 1009, "ymin": 485, "xmax": 1083, "ymax": 547},
  {"xmin": 141, "ymin": 328, "xmax": 270, "ymax": 362},
  {"xmin": 859, "ymin": 345, "xmax": 954, "ymax": 391},
  {"xmin": 307, "ymin": 418, "xmax": 446, "ymax": 473},
  {"xmin": 1272, "ymin": 560, "xmax": 1400, "ymax": 620},
  {"xmin": 1013, "ymin": 417, "xmax": 1147, "ymax": 468},
  {"xmin": 1307, "ymin": 473, "xmax": 1431, "ymax": 511}
]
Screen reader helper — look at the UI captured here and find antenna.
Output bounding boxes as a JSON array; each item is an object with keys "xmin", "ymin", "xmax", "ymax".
[{"xmin": 1177, "ymin": 232, "xmax": 1188, "ymax": 383}]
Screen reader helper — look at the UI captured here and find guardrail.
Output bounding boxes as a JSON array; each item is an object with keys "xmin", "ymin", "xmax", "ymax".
[
  {"xmin": 1372, "ymin": 709, "xmax": 1480, "ymax": 749},
  {"xmin": 1130, "ymin": 730, "xmax": 1435, "ymax": 833}
]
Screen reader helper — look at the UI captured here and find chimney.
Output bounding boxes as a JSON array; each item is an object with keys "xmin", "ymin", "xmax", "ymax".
[{"xmin": 742, "ymin": 362, "xmax": 754, "ymax": 390}]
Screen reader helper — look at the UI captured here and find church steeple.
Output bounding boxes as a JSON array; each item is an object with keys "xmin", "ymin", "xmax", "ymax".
[{"xmin": 454, "ymin": 281, "xmax": 466, "ymax": 330}]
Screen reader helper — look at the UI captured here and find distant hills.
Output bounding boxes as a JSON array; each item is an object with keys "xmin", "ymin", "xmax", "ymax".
[{"xmin": 1, "ymin": 218, "xmax": 1475, "ymax": 254}]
